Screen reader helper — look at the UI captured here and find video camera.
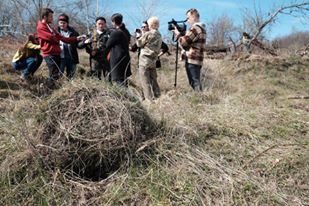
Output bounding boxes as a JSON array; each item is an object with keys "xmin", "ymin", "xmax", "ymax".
[{"xmin": 168, "ymin": 19, "xmax": 187, "ymax": 36}]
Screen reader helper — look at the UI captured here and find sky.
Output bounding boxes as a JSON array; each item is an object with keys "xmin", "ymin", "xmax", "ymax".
[{"xmin": 97, "ymin": 0, "xmax": 309, "ymax": 40}]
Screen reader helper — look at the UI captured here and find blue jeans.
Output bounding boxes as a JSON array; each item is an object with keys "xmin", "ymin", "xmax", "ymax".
[
  {"xmin": 60, "ymin": 58, "xmax": 76, "ymax": 80},
  {"xmin": 44, "ymin": 55, "xmax": 61, "ymax": 82},
  {"xmin": 12, "ymin": 56, "xmax": 42, "ymax": 79},
  {"xmin": 185, "ymin": 62, "xmax": 202, "ymax": 91}
]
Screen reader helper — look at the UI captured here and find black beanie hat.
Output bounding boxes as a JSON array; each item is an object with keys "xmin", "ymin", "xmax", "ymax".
[{"xmin": 58, "ymin": 14, "xmax": 69, "ymax": 23}]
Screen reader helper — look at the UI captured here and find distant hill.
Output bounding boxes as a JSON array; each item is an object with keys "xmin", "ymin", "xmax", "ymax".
[{"xmin": 272, "ymin": 31, "xmax": 309, "ymax": 49}]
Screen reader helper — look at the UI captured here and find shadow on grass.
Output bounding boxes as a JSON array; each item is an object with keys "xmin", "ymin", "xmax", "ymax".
[{"xmin": 0, "ymin": 79, "xmax": 21, "ymax": 90}]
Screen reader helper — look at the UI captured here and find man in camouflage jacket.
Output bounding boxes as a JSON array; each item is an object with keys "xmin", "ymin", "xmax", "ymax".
[{"xmin": 136, "ymin": 16, "xmax": 162, "ymax": 101}]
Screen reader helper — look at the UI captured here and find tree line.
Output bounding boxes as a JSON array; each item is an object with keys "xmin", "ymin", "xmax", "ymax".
[{"xmin": 1, "ymin": 0, "xmax": 308, "ymax": 50}]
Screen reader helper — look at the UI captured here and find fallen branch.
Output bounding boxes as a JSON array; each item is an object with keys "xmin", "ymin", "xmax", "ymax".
[
  {"xmin": 205, "ymin": 46, "xmax": 229, "ymax": 54},
  {"xmin": 288, "ymin": 96, "xmax": 309, "ymax": 99},
  {"xmin": 245, "ymin": 143, "xmax": 308, "ymax": 167},
  {"xmin": 251, "ymin": 39, "xmax": 277, "ymax": 56}
]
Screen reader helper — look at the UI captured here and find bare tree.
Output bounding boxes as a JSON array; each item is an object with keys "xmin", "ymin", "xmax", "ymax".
[
  {"xmin": 7, "ymin": 0, "xmax": 54, "ymax": 35},
  {"xmin": 127, "ymin": 0, "xmax": 166, "ymax": 28},
  {"xmin": 241, "ymin": 0, "xmax": 268, "ymax": 42},
  {"xmin": 0, "ymin": 0, "xmax": 14, "ymax": 35},
  {"xmin": 0, "ymin": 0, "xmax": 97, "ymax": 37},
  {"xmin": 208, "ymin": 14, "xmax": 239, "ymax": 47},
  {"xmin": 246, "ymin": 0, "xmax": 309, "ymax": 47},
  {"xmin": 272, "ymin": 31, "xmax": 309, "ymax": 49},
  {"xmin": 70, "ymin": 0, "xmax": 110, "ymax": 33}
]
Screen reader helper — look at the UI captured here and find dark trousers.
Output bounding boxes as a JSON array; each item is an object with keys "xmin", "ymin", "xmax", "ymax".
[
  {"xmin": 44, "ymin": 55, "xmax": 61, "ymax": 81},
  {"xmin": 185, "ymin": 62, "xmax": 202, "ymax": 91},
  {"xmin": 60, "ymin": 57, "xmax": 76, "ymax": 80},
  {"xmin": 89, "ymin": 58, "xmax": 110, "ymax": 80},
  {"xmin": 113, "ymin": 79, "xmax": 128, "ymax": 88}
]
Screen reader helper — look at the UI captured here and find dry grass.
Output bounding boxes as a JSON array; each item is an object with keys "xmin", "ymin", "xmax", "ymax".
[
  {"xmin": 133, "ymin": 55, "xmax": 309, "ymax": 205},
  {"xmin": 0, "ymin": 38, "xmax": 308, "ymax": 205},
  {"xmin": 37, "ymin": 80, "xmax": 158, "ymax": 180}
]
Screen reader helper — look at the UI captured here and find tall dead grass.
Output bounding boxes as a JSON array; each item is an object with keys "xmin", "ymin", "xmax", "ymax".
[{"xmin": 0, "ymin": 52, "xmax": 308, "ymax": 205}]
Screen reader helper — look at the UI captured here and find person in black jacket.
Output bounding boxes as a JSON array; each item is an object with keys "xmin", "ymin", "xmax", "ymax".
[
  {"xmin": 156, "ymin": 41, "xmax": 171, "ymax": 68},
  {"xmin": 106, "ymin": 13, "xmax": 131, "ymax": 87},
  {"xmin": 78, "ymin": 17, "xmax": 110, "ymax": 80},
  {"xmin": 57, "ymin": 14, "xmax": 81, "ymax": 79}
]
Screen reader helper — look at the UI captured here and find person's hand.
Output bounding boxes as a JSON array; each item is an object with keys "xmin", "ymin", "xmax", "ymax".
[
  {"xmin": 172, "ymin": 26, "xmax": 180, "ymax": 38},
  {"xmin": 77, "ymin": 34, "xmax": 87, "ymax": 41},
  {"xmin": 136, "ymin": 32, "xmax": 141, "ymax": 38},
  {"xmin": 180, "ymin": 49, "xmax": 186, "ymax": 61},
  {"xmin": 84, "ymin": 38, "xmax": 92, "ymax": 44}
]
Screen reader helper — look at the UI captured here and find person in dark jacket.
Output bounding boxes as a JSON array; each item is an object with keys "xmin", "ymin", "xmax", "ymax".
[
  {"xmin": 36, "ymin": 8, "xmax": 84, "ymax": 87},
  {"xmin": 78, "ymin": 17, "xmax": 110, "ymax": 80},
  {"xmin": 106, "ymin": 13, "xmax": 131, "ymax": 87},
  {"xmin": 156, "ymin": 40, "xmax": 170, "ymax": 68},
  {"xmin": 57, "ymin": 14, "xmax": 80, "ymax": 79}
]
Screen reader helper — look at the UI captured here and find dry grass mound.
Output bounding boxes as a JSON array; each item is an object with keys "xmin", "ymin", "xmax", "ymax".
[{"xmin": 36, "ymin": 80, "xmax": 157, "ymax": 180}]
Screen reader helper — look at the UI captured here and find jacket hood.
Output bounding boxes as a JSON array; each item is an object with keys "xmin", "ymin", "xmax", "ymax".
[{"xmin": 193, "ymin": 22, "xmax": 206, "ymax": 30}]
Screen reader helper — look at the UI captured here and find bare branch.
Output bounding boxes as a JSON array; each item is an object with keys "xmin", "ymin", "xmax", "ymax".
[{"xmin": 249, "ymin": 1, "xmax": 309, "ymax": 46}]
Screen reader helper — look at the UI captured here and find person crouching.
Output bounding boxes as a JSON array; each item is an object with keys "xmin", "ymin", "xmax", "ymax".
[{"xmin": 12, "ymin": 34, "xmax": 43, "ymax": 81}]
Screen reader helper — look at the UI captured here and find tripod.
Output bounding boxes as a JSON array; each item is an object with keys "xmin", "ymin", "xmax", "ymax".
[{"xmin": 174, "ymin": 41, "xmax": 179, "ymax": 87}]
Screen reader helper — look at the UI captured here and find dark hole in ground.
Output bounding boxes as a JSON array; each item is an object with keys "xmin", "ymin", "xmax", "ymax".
[{"xmin": 68, "ymin": 150, "xmax": 126, "ymax": 181}]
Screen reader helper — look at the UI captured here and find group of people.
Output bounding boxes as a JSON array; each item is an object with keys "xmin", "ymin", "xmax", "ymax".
[{"xmin": 12, "ymin": 8, "xmax": 206, "ymax": 101}]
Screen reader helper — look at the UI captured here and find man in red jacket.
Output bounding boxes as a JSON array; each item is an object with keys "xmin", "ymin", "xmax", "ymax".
[{"xmin": 37, "ymin": 8, "xmax": 84, "ymax": 87}]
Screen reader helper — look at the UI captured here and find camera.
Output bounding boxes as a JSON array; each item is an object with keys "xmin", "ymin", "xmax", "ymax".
[
  {"xmin": 134, "ymin": 28, "xmax": 142, "ymax": 38},
  {"xmin": 168, "ymin": 19, "xmax": 187, "ymax": 36}
]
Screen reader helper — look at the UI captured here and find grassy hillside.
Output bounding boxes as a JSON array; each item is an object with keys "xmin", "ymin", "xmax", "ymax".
[{"xmin": 0, "ymin": 39, "xmax": 308, "ymax": 205}]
